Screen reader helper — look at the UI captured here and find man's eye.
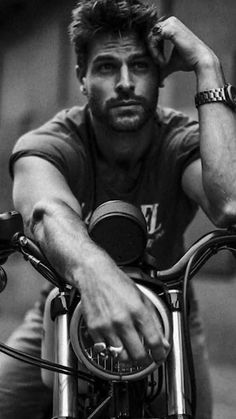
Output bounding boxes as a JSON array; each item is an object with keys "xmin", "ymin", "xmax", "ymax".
[
  {"xmin": 132, "ymin": 62, "xmax": 149, "ymax": 71},
  {"xmin": 98, "ymin": 63, "xmax": 115, "ymax": 73}
]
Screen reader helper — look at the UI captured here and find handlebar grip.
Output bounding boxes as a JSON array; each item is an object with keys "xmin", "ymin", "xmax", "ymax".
[
  {"xmin": 0, "ymin": 211, "xmax": 24, "ymax": 244},
  {"xmin": 0, "ymin": 211, "xmax": 24, "ymax": 243},
  {"xmin": 0, "ymin": 211, "xmax": 24, "ymax": 264}
]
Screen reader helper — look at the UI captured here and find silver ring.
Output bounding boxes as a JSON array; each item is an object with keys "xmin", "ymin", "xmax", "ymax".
[
  {"xmin": 108, "ymin": 345, "xmax": 124, "ymax": 357},
  {"xmin": 152, "ymin": 24, "xmax": 162, "ymax": 35},
  {"xmin": 93, "ymin": 342, "xmax": 107, "ymax": 353}
]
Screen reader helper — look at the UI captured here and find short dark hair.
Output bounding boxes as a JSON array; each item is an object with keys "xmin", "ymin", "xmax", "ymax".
[{"xmin": 69, "ymin": 0, "xmax": 158, "ymax": 68}]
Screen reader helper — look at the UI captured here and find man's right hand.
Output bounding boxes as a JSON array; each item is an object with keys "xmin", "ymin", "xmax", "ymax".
[{"xmin": 77, "ymin": 251, "xmax": 170, "ymax": 364}]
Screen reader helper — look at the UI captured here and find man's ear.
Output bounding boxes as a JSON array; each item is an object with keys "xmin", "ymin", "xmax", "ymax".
[
  {"xmin": 75, "ymin": 64, "xmax": 86, "ymax": 84},
  {"xmin": 76, "ymin": 65, "xmax": 88, "ymax": 96}
]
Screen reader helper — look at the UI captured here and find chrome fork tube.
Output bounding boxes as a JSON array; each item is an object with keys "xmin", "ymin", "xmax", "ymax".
[
  {"xmin": 165, "ymin": 289, "xmax": 192, "ymax": 419},
  {"xmin": 52, "ymin": 292, "xmax": 78, "ymax": 419}
]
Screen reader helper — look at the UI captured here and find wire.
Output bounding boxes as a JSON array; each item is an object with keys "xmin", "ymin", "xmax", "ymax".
[
  {"xmin": 0, "ymin": 342, "xmax": 94, "ymax": 383},
  {"xmin": 20, "ymin": 248, "xmax": 66, "ymax": 290}
]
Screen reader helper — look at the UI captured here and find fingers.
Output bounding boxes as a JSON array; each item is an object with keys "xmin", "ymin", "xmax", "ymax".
[
  {"xmin": 90, "ymin": 331, "xmax": 129, "ymax": 361},
  {"xmin": 89, "ymin": 321, "xmax": 168, "ymax": 365},
  {"xmin": 82, "ymin": 272, "xmax": 171, "ymax": 365},
  {"xmin": 147, "ymin": 27, "xmax": 167, "ymax": 68},
  {"xmin": 148, "ymin": 19, "xmax": 180, "ymax": 80},
  {"xmin": 118, "ymin": 321, "xmax": 151, "ymax": 364},
  {"xmin": 90, "ymin": 306, "xmax": 170, "ymax": 365},
  {"xmin": 106, "ymin": 335, "xmax": 129, "ymax": 361},
  {"xmin": 134, "ymin": 299, "xmax": 170, "ymax": 365},
  {"xmin": 151, "ymin": 17, "xmax": 187, "ymax": 44},
  {"xmin": 149, "ymin": 16, "xmax": 214, "ymax": 76},
  {"xmin": 147, "ymin": 17, "xmax": 180, "ymax": 81}
]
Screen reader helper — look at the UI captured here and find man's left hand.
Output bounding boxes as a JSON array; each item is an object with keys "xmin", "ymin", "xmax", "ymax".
[{"xmin": 148, "ymin": 16, "xmax": 219, "ymax": 81}]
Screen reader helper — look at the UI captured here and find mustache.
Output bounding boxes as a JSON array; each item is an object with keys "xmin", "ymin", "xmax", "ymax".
[{"xmin": 106, "ymin": 95, "xmax": 148, "ymax": 109}]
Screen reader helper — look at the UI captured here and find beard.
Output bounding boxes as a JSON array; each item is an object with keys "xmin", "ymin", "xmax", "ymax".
[{"xmin": 88, "ymin": 93, "xmax": 158, "ymax": 132}]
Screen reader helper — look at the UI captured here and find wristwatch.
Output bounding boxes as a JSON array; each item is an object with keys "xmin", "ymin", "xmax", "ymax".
[{"xmin": 195, "ymin": 84, "xmax": 236, "ymax": 110}]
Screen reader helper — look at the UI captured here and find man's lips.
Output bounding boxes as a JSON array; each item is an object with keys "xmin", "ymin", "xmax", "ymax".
[{"xmin": 110, "ymin": 101, "xmax": 142, "ymax": 108}]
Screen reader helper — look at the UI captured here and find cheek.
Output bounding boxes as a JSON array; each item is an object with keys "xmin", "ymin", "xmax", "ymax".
[
  {"xmin": 87, "ymin": 80, "xmax": 114, "ymax": 103},
  {"xmin": 148, "ymin": 81, "xmax": 159, "ymax": 100},
  {"xmin": 135, "ymin": 75, "xmax": 159, "ymax": 97}
]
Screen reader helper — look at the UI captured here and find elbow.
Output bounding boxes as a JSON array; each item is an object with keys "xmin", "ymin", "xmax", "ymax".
[
  {"xmin": 14, "ymin": 200, "xmax": 48, "ymax": 238},
  {"xmin": 210, "ymin": 200, "xmax": 236, "ymax": 228},
  {"xmin": 29, "ymin": 199, "xmax": 54, "ymax": 236}
]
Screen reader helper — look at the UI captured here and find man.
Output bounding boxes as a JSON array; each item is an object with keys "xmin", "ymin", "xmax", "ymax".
[{"xmin": 0, "ymin": 0, "xmax": 236, "ymax": 418}]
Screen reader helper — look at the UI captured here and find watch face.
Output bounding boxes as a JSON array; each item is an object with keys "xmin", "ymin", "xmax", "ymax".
[{"xmin": 226, "ymin": 85, "xmax": 236, "ymax": 108}]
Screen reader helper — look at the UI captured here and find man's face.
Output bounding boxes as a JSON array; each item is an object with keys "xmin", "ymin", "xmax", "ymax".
[{"xmin": 81, "ymin": 32, "xmax": 160, "ymax": 132}]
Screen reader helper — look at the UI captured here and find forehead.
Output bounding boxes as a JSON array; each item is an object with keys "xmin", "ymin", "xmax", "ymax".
[{"xmin": 87, "ymin": 32, "xmax": 149, "ymax": 63}]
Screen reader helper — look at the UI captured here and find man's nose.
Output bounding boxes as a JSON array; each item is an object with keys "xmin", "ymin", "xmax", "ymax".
[{"xmin": 115, "ymin": 66, "xmax": 135, "ymax": 93}]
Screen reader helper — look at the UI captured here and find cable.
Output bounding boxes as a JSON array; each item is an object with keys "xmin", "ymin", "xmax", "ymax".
[
  {"xmin": 0, "ymin": 342, "xmax": 94, "ymax": 383},
  {"xmin": 20, "ymin": 248, "xmax": 66, "ymax": 289}
]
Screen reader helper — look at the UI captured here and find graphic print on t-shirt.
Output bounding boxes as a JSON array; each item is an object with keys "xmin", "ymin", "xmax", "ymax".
[{"xmin": 141, "ymin": 203, "xmax": 164, "ymax": 248}]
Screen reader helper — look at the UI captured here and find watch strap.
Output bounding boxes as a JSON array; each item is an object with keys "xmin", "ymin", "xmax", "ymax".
[{"xmin": 195, "ymin": 86, "xmax": 226, "ymax": 108}]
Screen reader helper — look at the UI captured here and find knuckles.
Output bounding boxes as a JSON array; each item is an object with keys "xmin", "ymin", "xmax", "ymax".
[
  {"xmin": 164, "ymin": 16, "xmax": 178, "ymax": 25},
  {"xmin": 86, "ymin": 309, "xmax": 132, "ymax": 335},
  {"xmin": 87, "ymin": 318, "xmax": 111, "ymax": 335}
]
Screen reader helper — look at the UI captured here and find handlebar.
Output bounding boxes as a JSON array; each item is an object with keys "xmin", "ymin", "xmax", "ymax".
[
  {"xmin": 154, "ymin": 229, "xmax": 236, "ymax": 281},
  {"xmin": 0, "ymin": 211, "xmax": 236, "ymax": 288},
  {"xmin": 0, "ymin": 211, "xmax": 66, "ymax": 289}
]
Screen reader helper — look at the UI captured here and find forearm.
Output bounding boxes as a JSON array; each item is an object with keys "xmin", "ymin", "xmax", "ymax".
[
  {"xmin": 196, "ymin": 57, "xmax": 236, "ymax": 220},
  {"xmin": 29, "ymin": 198, "xmax": 115, "ymax": 290}
]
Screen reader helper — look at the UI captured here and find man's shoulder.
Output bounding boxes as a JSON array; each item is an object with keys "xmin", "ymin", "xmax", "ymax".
[
  {"xmin": 43, "ymin": 105, "xmax": 88, "ymax": 134},
  {"xmin": 156, "ymin": 106, "xmax": 198, "ymax": 128},
  {"xmin": 155, "ymin": 106, "xmax": 199, "ymax": 148},
  {"xmin": 54, "ymin": 105, "xmax": 87, "ymax": 125},
  {"xmin": 17, "ymin": 105, "xmax": 88, "ymax": 147},
  {"xmin": 12, "ymin": 105, "xmax": 90, "ymax": 163}
]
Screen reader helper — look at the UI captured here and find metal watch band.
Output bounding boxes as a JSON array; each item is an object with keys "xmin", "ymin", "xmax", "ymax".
[{"xmin": 195, "ymin": 87, "xmax": 226, "ymax": 108}]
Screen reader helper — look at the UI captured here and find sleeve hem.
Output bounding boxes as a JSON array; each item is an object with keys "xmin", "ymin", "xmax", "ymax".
[{"xmin": 9, "ymin": 150, "xmax": 66, "ymax": 179}]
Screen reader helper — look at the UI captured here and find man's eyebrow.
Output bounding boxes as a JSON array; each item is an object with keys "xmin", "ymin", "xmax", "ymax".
[
  {"xmin": 129, "ymin": 53, "xmax": 150, "ymax": 60},
  {"xmin": 92, "ymin": 54, "xmax": 117, "ymax": 63},
  {"xmin": 92, "ymin": 52, "xmax": 150, "ymax": 64}
]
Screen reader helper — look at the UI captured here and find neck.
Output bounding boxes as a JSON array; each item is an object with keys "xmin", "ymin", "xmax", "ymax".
[{"xmin": 90, "ymin": 113, "xmax": 156, "ymax": 172}]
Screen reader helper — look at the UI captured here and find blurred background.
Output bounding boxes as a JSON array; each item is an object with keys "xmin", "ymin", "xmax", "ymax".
[{"xmin": 0, "ymin": 0, "xmax": 236, "ymax": 417}]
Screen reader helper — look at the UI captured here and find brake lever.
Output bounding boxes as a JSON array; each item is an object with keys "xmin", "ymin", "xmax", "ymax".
[
  {"xmin": 11, "ymin": 233, "xmax": 67, "ymax": 289},
  {"xmin": 12, "ymin": 233, "xmax": 49, "ymax": 265}
]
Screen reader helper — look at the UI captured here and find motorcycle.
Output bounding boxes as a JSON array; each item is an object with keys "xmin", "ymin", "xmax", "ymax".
[{"xmin": 0, "ymin": 200, "xmax": 236, "ymax": 419}]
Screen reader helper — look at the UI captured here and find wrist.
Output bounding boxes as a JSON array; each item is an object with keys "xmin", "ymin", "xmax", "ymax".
[
  {"xmin": 73, "ymin": 240, "xmax": 116, "ymax": 287},
  {"xmin": 195, "ymin": 54, "xmax": 225, "ymax": 91}
]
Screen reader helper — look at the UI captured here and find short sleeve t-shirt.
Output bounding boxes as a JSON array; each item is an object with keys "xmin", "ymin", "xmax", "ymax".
[{"xmin": 10, "ymin": 105, "xmax": 200, "ymax": 269}]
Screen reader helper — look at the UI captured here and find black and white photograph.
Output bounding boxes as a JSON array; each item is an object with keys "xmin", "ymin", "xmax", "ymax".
[{"xmin": 0, "ymin": 1, "xmax": 236, "ymax": 418}]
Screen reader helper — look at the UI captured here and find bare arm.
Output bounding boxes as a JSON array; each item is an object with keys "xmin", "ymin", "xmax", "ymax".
[
  {"xmin": 149, "ymin": 17, "xmax": 236, "ymax": 226},
  {"xmin": 13, "ymin": 156, "xmax": 169, "ymax": 363}
]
